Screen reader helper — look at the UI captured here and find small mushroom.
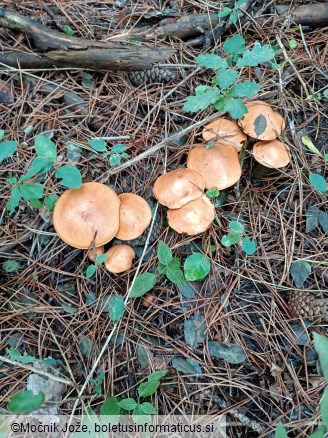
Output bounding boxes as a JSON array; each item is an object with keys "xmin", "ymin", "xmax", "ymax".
[
  {"xmin": 53, "ymin": 182, "xmax": 120, "ymax": 249},
  {"xmin": 253, "ymin": 139, "xmax": 291, "ymax": 168},
  {"xmin": 87, "ymin": 245, "xmax": 105, "ymax": 262},
  {"xmin": 104, "ymin": 245, "xmax": 135, "ymax": 274},
  {"xmin": 187, "ymin": 143, "xmax": 241, "ymax": 190},
  {"xmin": 202, "ymin": 118, "xmax": 247, "ymax": 151},
  {"xmin": 239, "ymin": 100, "xmax": 285, "ymax": 140},
  {"xmin": 115, "ymin": 193, "xmax": 152, "ymax": 240},
  {"xmin": 153, "ymin": 168, "xmax": 205, "ymax": 209},
  {"xmin": 167, "ymin": 195, "xmax": 215, "ymax": 235}
]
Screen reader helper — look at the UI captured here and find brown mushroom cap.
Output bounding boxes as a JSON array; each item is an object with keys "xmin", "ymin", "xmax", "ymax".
[
  {"xmin": 87, "ymin": 245, "xmax": 105, "ymax": 262},
  {"xmin": 167, "ymin": 195, "xmax": 215, "ymax": 235},
  {"xmin": 187, "ymin": 143, "xmax": 242, "ymax": 190},
  {"xmin": 239, "ymin": 101, "xmax": 285, "ymax": 140},
  {"xmin": 115, "ymin": 193, "xmax": 152, "ymax": 240},
  {"xmin": 253, "ymin": 139, "xmax": 291, "ymax": 168},
  {"xmin": 202, "ymin": 118, "xmax": 247, "ymax": 151},
  {"xmin": 153, "ymin": 168, "xmax": 205, "ymax": 209},
  {"xmin": 53, "ymin": 182, "xmax": 120, "ymax": 249},
  {"xmin": 104, "ymin": 245, "xmax": 135, "ymax": 274}
]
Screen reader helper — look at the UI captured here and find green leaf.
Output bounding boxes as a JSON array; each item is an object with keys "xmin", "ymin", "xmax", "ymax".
[
  {"xmin": 34, "ymin": 135, "xmax": 57, "ymax": 160},
  {"xmin": 157, "ymin": 262, "xmax": 168, "ymax": 275},
  {"xmin": 112, "ymin": 143, "xmax": 126, "ymax": 153},
  {"xmin": 237, "ymin": 42, "xmax": 275, "ymax": 67},
  {"xmin": 301, "ymin": 136, "xmax": 321, "ymax": 155},
  {"xmin": 107, "ymin": 295, "xmax": 125, "ymax": 321},
  {"xmin": 288, "ymin": 39, "xmax": 298, "ymax": 50},
  {"xmin": 8, "ymin": 390, "xmax": 45, "ymax": 414},
  {"xmin": 63, "ymin": 24, "xmax": 74, "ymax": 36},
  {"xmin": 217, "ymin": 7, "xmax": 232, "ymax": 18},
  {"xmin": 137, "ymin": 380, "xmax": 160, "ymax": 398},
  {"xmin": 55, "ymin": 165, "xmax": 82, "ymax": 188},
  {"xmin": 229, "ymin": 220, "xmax": 244, "ymax": 235},
  {"xmin": 223, "ymin": 34, "xmax": 245, "ymax": 57},
  {"xmin": 309, "ymin": 173, "xmax": 327, "ymax": 193},
  {"xmin": 208, "ymin": 341, "xmax": 247, "ymax": 364},
  {"xmin": 235, "ymin": 0, "xmax": 248, "ymax": 7},
  {"xmin": 147, "ymin": 370, "xmax": 167, "ymax": 382},
  {"xmin": 20, "ymin": 156, "xmax": 53, "ymax": 181},
  {"xmin": 307, "ymin": 426, "xmax": 326, "ymax": 438},
  {"xmin": 0, "ymin": 140, "xmax": 18, "ymax": 163},
  {"xmin": 223, "ymin": 97, "xmax": 247, "ymax": 119},
  {"xmin": 139, "ymin": 402, "xmax": 157, "ymax": 414},
  {"xmin": 130, "ymin": 272, "xmax": 157, "ymax": 297},
  {"xmin": 213, "ymin": 69, "xmax": 239, "ymax": 89},
  {"xmin": 29, "ymin": 198, "xmax": 42, "ymax": 208},
  {"xmin": 88, "ymin": 138, "xmax": 107, "ymax": 152},
  {"xmin": 2, "ymin": 260, "xmax": 21, "ymax": 273},
  {"xmin": 229, "ymin": 80, "xmax": 261, "ymax": 98},
  {"xmin": 274, "ymin": 421, "xmax": 288, "ymax": 438},
  {"xmin": 306, "ymin": 206, "xmax": 320, "ymax": 232},
  {"xmin": 319, "ymin": 210, "xmax": 328, "ymax": 232},
  {"xmin": 221, "ymin": 232, "xmax": 240, "ymax": 247},
  {"xmin": 171, "ymin": 356, "xmax": 202, "ymax": 375},
  {"xmin": 100, "ymin": 396, "xmax": 120, "ymax": 416},
  {"xmin": 166, "ymin": 266, "xmax": 185, "ymax": 285},
  {"xmin": 157, "ymin": 240, "xmax": 173, "ymax": 265},
  {"xmin": 177, "ymin": 281, "xmax": 196, "ymax": 299},
  {"xmin": 184, "ymin": 253, "xmax": 211, "ymax": 281},
  {"xmin": 290, "ymin": 260, "xmax": 312, "ymax": 288},
  {"xmin": 184, "ymin": 312, "xmax": 206, "ymax": 349},
  {"xmin": 206, "ymin": 187, "xmax": 220, "ymax": 198},
  {"xmin": 213, "ymin": 97, "xmax": 225, "ymax": 111},
  {"xmin": 44, "ymin": 194, "xmax": 57, "ymax": 212},
  {"xmin": 313, "ymin": 332, "xmax": 328, "ymax": 381},
  {"xmin": 183, "ymin": 87, "xmax": 221, "ymax": 112},
  {"xmin": 6, "ymin": 187, "xmax": 21, "ymax": 214},
  {"xmin": 241, "ymin": 236, "xmax": 257, "ymax": 255},
  {"xmin": 109, "ymin": 154, "xmax": 121, "ymax": 165},
  {"xmin": 254, "ymin": 114, "xmax": 268, "ymax": 137},
  {"xmin": 321, "ymin": 389, "xmax": 328, "ymax": 428},
  {"xmin": 96, "ymin": 253, "xmax": 108, "ymax": 264},
  {"xmin": 0, "ymin": 129, "xmax": 4, "ymax": 140},
  {"xmin": 230, "ymin": 9, "xmax": 238, "ymax": 25},
  {"xmin": 118, "ymin": 398, "xmax": 138, "ymax": 411},
  {"xmin": 19, "ymin": 183, "xmax": 44, "ymax": 201},
  {"xmin": 195, "ymin": 54, "xmax": 228, "ymax": 70},
  {"xmin": 86, "ymin": 264, "xmax": 96, "ymax": 278},
  {"xmin": 6, "ymin": 348, "xmax": 36, "ymax": 364}
]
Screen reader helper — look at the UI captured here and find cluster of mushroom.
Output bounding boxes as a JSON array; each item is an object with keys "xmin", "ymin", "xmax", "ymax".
[
  {"xmin": 153, "ymin": 100, "xmax": 290, "ymax": 235},
  {"xmin": 53, "ymin": 182, "xmax": 151, "ymax": 274}
]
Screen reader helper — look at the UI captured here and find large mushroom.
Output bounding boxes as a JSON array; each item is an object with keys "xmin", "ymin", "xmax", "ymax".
[
  {"xmin": 53, "ymin": 182, "xmax": 120, "ymax": 249},
  {"xmin": 153, "ymin": 168, "xmax": 205, "ymax": 209},
  {"xmin": 202, "ymin": 118, "xmax": 247, "ymax": 151},
  {"xmin": 104, "ymin": 245, "xmax": 136, "ymax": 274},
  {"xmin": 187, "ymin": 143, "xmax": 242, "ymax": 190},
  {"xmin": 252, "ymin": 139, "xmax": 291, "ymax": 168},
  {"xmin": 239, "ymin": 100, "xmax": 285, "ymax": 140},
  {"xmin": 115, "ymin": 193, "xmax": 152, "ymax": 240}
]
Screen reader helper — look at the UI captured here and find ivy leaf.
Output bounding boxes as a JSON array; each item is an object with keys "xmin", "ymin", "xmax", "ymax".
[
  {"xmin": 237, "ymin": 42, "xmax": 275, "ymax": 67},
  {"xmin": 130, "ymin": 272, "xmax": 157, "ymax": 297},
  {"xmin": 217, "ymin": 7, "xmax": 232, "ymax": 18},
  {"xmin": 241, "ymin": 236, "xmax": 257, "ymax": 255},
  {"xmin": 6, "ymin": 187, "xmax": 21, "ymax": 214},
  {"xmin": 55, "ymin": 165, "xmax": 82, "ymax": 188},
  {"xmin": 254, "ymin": 114, "xmax": 268, "ymax": 137},
  {"xmin": 137, "ymin": 380, "xmax": 160, "ymax": 398},
  {"xmin": 166, "ymin": 266, "xmax": 185, "ymax": 285},
  {"xmin": 290, "ymin": 260, "xmax": 312, "ymax": 288},
  {"xmin": 86, "ymin": 264, "xmax": 96, "ymax": 278},
  {"xmin": 88, "ymin": 138, "xmax": 107, "ymax": 152},
  {"xmin": 208, "ymin": 341, "xmax": 247, "ymax": 364},
  {"xmin": 34, "ymin": 135, "xmax": 57, "ymax": 160},
  {"xmin": 221, "ymin": 233, "xmax": 240, "ymax": 247},
  {"xmin": 229, "ymin": 80, "xmax": 261, "ymax": 97},
  {"xmin": 112, "ymin": 143, "xmax": 126, "ymax": 153},
  {"xmin": 107, "ymin": 295, "xmax": 125, "ymax": 321},
  {"xmin": 274, "ymin": 421, "xmax": 288, "ymax": 438},
  {"xmin": 213, "ymin": 69, "xmax": 239, "ymax": 89},
  {"xmin": 118, "ymin": 398, "xmax": 137, "ymax": 411},
  {"xmin": 157, "ymin": 240, "xmax": 173, "ymax": 265},
  {"xmin": 223, "ymin": 97, "xmax": 247, "ymax": 119},
  {"xmin": 0, "ymin": 140, "xmax": 18, "ymax": 163},
  {"xmin": 184, "ymin": 253, "xmax": 210, "ymax": 281},
  {"xmin": 19, "ymin": 183, "xmax": 44, "ymax": 201},
  {"xmin": 301, "ymin": 136, "xmax": 321, "ymax": 156},
  {"xmin": 229, "ymin": 221, "xmax": 244, "ymax": 235},
  {"xmin": 309, "ymin": 173, "xmax": 327, "ymax": 193},
  {"xmin": 195, "ymin": 54, "xmax": 228, "ymax": 70},
  {"xmin": 183, "ymin": 87, "xmax": 221, "ymax": 112},
  {"xmin": 8, "ymin": 390, "xmax": 45, "ymax": 414},
  {"xmin": 223, "ymin": 34, "xmax": 245, "ymax": 57},
  {"xmin": 313, "ymin": 332, "xmax": 328, "ymax": 381}
]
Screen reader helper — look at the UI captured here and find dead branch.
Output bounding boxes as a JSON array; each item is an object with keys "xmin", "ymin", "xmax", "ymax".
[
  {"xmin": 0, "ymin": 8, "xmax": 174, "ymax": 71},
  {"xmin": 276, "ymin": 3, "xmax": 328, "ymax": 26}
]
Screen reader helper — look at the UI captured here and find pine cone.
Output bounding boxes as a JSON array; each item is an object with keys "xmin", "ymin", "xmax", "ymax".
[
  {"xmin": 128, "ymin": 67, "xmax": 176, "ymax": 86},
  {"xmin": 288, "ymin": 291, "xmax": 328, "ymax": 320}
]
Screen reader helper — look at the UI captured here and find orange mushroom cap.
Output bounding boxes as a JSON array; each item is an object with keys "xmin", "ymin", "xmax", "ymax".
[
  {"xmin": 187, "ymin": 143, "xmax": 242, "ymax": 190},
  {"xmin": 252, "ymin": 139, "xmax": 291, "ymax": 168},
  {"xmin": 202, "ymin": 118, "xmax": 247, "ymax": 151},
  {"xmin": 53, "ymin": 182, "xmax": 120, "ymax": 249},
  {"xmin": 153, "ymin": 168, "xmax": 205, "ymax": 209},
  {"xmin": 239, "ymin": 101, "xmax": 285, "ymax": 140},
  {"xmin": 87, "ymin": 245, "xmax": 105, "ymax": 262},
  {"xmin": 167, "ymin": 195, "xmax": 215, "ymax": 235},
  {"xmin": 104, "ymin": 245, "xmax": 135, "ymax": 274},
  {"xmin": 115, "ymin": 193, "xmax": 152, "ymax": 240}
]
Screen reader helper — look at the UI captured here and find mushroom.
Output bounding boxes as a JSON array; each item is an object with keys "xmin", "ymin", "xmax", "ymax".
[
  {"xmin": 104, "ymin": 244, "xmax": 136, "ymax": 274},
  {"xmin": 202, "ymin": 118, "xmax": 247, "ymax": 151},
  {"xmin": 153, "ymin": 168, "xmax": 205, "ymax": 209},
  {"xmin": 187, "ymin": 143, "xmax": 242, "ymax": 190},
  {"xmin": 53, "ymin": 182, "xmax": 120, "ymax": 249},
  {"xmin": 167, "ymin": 195, "xmax": 215, "ymax": 235},
  {"xmin": 87, "ymin": 245, "xmax": 105, "ymax": 262},
  {"xmin": 115, "ymin": 193, "xmax": 152, "ymax": 240},
  {"xmin": 252, "ymin": 139, "xmax": 291, "ymax": 168},
  {"xmin": 239, "ymin": 100, "xmax": 285, "ymax": 140}
]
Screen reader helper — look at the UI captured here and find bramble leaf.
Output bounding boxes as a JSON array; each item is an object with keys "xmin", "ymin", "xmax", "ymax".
[{"xmin": 166, "ymin": 266, "xmax": 185, "ymax": 285}]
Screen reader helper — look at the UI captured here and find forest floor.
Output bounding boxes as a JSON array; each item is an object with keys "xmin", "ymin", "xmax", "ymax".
[{"xmin": 0, "ymin": 1, "xmax": 327, "ymax": 437}]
